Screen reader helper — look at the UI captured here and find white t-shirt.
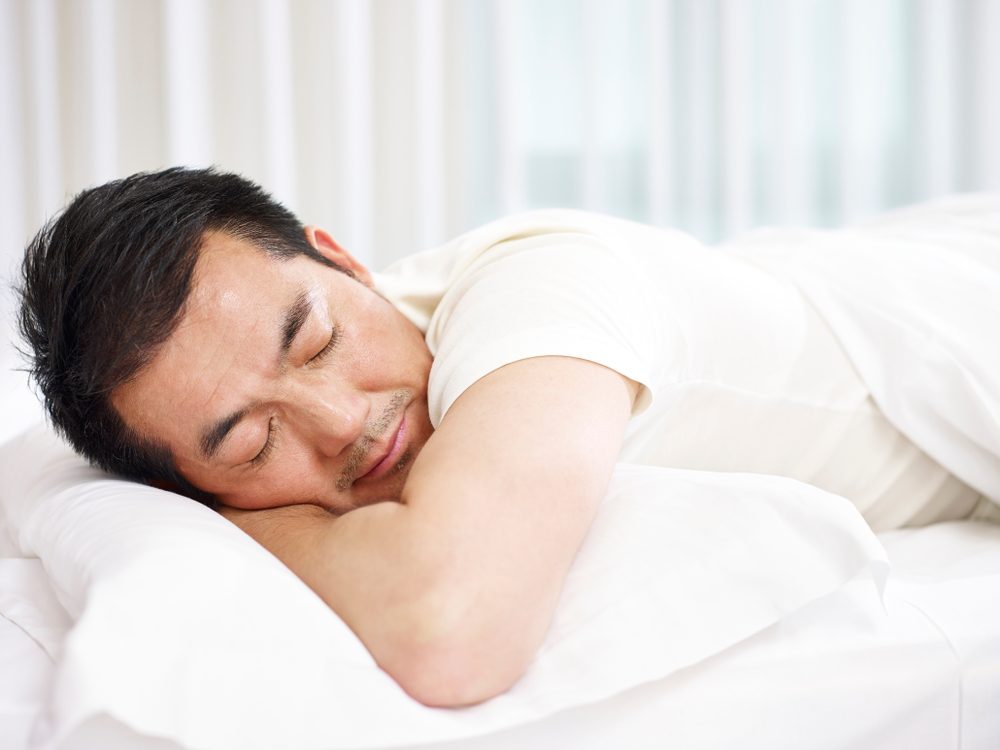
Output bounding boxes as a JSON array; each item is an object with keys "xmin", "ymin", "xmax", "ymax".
[{"xmin": 372, "ymin": 209, "xmax": 985, "ymax": 531}]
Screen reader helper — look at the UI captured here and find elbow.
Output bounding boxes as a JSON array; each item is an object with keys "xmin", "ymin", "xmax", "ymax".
[
  {"xmin": 383, "ymin": 588, "xmax": 534, "ymax": 707},
  {"xmin": 392, "ymin": 639, "xmax": 529, "ymax": 708},
  {"xmin": 371, "ymin": 539, "xmax": 538, "ymax": 707}
]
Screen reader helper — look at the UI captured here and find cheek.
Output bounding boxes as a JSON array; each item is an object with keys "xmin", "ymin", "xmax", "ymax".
[
  {"xmin": 209, "ymin": 447, "xmax": 326, "ymax": 510},
  {"xmin": 261, "ymin": 446, "xmax": 327, "ymax": 502},
  {"xmin": 342, "ymin": 309, "xmax": 412, "ymax": 386}
]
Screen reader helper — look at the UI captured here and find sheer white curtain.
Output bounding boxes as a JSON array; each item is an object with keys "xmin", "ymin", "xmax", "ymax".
[{"xmin": 2, "ymin": 0, "xmax": 999, "ymax": 286}]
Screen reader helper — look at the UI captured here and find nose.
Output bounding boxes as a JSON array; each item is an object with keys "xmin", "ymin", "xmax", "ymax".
[{"xmin": 288, "ymin": 381, "xmax": 370, "ymax": 458}]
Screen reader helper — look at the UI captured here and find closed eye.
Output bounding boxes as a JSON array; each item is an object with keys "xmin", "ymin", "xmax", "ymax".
[
  {"xmin": 249, "ymin": 417, "xmax": 278, "ymax": 468},
  {"xmin": 308, "ymin": 325, "xmax": 340, "ymax": 365}
]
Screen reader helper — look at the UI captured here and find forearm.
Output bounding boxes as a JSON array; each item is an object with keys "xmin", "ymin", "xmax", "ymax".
[{"xmin": 221, "ymin": 500, "xmax": 525, "ymax": 706}]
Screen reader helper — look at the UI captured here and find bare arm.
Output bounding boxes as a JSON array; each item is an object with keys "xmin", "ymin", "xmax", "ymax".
[{"xmin": 222, "ymin": 355, "xmax": 638, "ymax": 706}]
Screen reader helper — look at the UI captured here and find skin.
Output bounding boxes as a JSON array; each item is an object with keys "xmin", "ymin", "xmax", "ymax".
[{"xmin": 113, "ymin": 227, "xmax": 436, "ymax": 515}]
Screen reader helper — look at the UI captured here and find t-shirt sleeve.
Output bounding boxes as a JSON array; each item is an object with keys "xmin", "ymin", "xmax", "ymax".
[{"xmin": 423, "ymin": 228, "xmax": 662, "ymax": 428}]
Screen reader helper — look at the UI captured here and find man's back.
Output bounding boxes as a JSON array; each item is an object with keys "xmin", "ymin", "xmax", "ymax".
[{"xmin": 375, "ymin": 208, "xmax": 987, "ymax": 530}]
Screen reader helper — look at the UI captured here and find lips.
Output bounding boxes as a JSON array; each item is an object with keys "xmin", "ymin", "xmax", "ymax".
[{"xmin": 357, "ymin": 413, "xmax": 407, "ymax": 482}]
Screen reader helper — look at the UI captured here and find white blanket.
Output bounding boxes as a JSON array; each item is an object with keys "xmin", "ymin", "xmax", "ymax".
[{"xmin": 726, "ymin": 194, "xmax": 1000, "ymax": 506}]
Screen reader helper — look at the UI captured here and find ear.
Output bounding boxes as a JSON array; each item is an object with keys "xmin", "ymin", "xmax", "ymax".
[{"xmin": 303, "ymin": 226, "xmax": 374, "ymax": 287}]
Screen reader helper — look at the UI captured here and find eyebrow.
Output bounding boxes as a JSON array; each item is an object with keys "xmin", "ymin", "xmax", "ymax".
[
  {"xmin": 197, "ymin": 289, "xmax": 313, "ymax": 461},
  {"xmin": 279, "ymin": 290, "xmax": 312, "ymax": 364}
]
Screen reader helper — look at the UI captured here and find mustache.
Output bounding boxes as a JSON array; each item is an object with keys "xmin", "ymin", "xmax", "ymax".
[{"xmin": 336, "ymin": 389, "xmax": 410, "ymax": 491}]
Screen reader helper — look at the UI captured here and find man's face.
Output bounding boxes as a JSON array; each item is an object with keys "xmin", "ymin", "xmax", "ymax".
[{"xmin": 112, "ymin": 228, "xmax": 435, "ymax": 515}]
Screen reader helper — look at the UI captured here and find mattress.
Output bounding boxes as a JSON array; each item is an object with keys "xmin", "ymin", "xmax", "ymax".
[{"xmin": 2, "ymin": 519, "xmax": 998, "ymax": 750}]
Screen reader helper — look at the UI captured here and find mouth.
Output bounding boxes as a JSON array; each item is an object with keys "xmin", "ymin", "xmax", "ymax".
[{"xmin": 357, "ymin": 411, "xmax": 408, "ymax": 482}]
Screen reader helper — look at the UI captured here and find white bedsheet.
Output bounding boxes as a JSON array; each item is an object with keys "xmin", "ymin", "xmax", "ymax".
[{"xmin": 2, "ymin": 519, "xmax": 998, "ymax": 750}]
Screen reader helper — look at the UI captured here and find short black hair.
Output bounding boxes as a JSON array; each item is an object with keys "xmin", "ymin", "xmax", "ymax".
[{"xmin": 17, "ymin": 166, "xmax": 351, "ymax": 508}]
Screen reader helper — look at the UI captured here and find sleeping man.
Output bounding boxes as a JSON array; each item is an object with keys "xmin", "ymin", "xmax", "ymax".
[{"xmin": 17, "ymin": 168, "xmax": 999, "ymax": 707}]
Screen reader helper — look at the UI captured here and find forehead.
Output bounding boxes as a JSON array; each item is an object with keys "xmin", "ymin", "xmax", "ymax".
[
  {"xmin": 192, "ymin": 231, "xmax": 297, "ymax": 306},
  {"xmin": 175, "ymin": 231, "xmax": 339, "ymax": 343},
  {"xmin": 110, "ymin": 233, "xmax": 315, "ymax": 438}
]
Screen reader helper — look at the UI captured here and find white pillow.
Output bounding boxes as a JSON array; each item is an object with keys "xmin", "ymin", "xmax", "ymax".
[{"xmin": 0, "ymin": 423, "xmax": 887, "ymax": 750}]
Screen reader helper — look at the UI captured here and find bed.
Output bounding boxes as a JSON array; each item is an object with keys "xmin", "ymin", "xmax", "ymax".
[
  {"xmin": 3, "ymin": 196, "xmax": 1000, "ymax": 750},
  {"xmin": 3, "ymin": 511, "xmax": 999, "ymax": 750}
]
